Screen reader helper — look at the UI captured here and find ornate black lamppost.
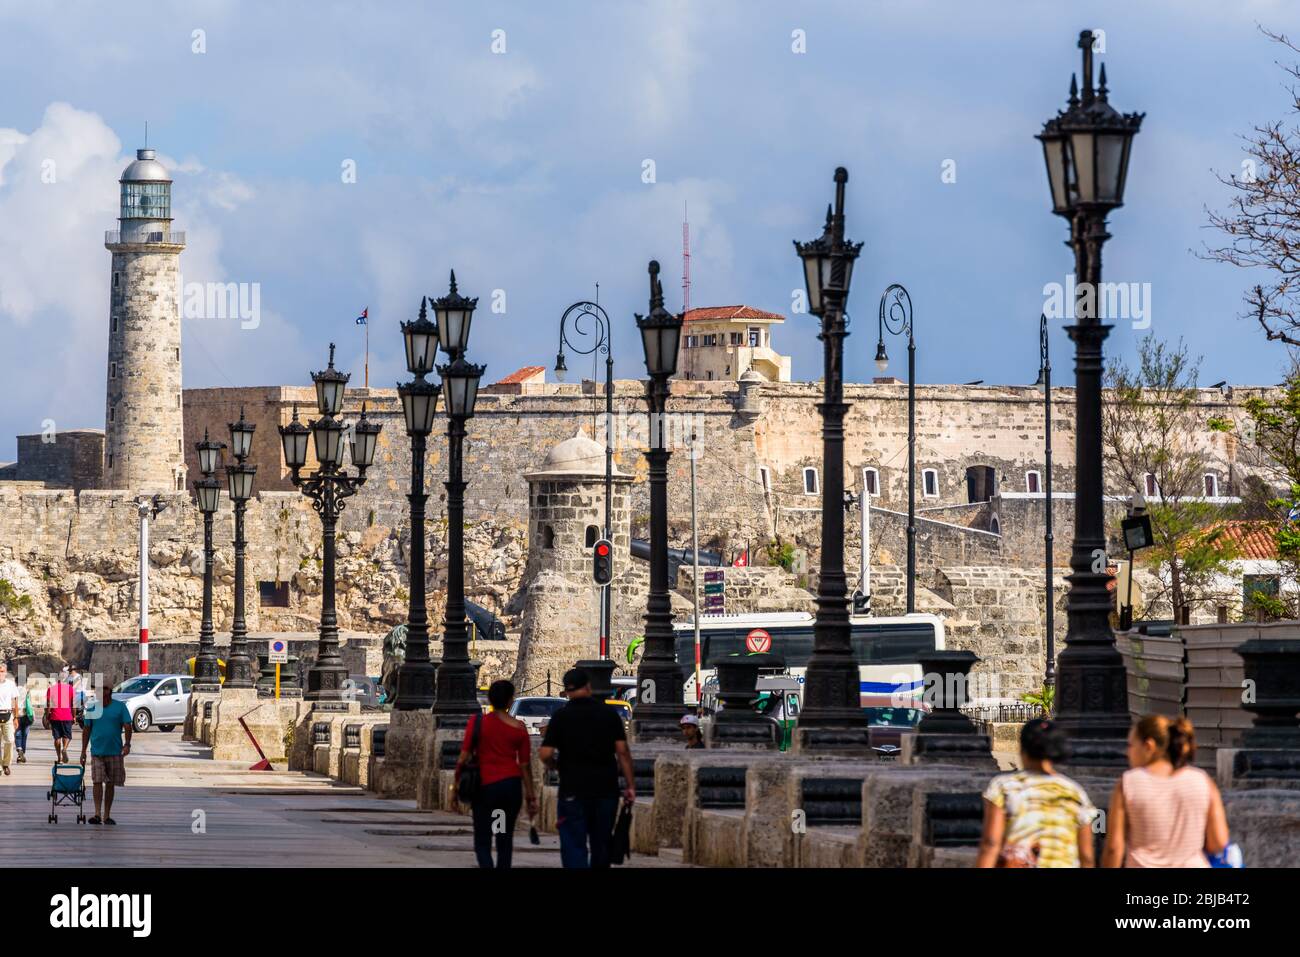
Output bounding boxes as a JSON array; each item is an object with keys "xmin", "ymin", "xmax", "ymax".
[
  {"xmin": 555, "ymin": 299, "xmax": 615, "ymax": 658},
  {"xmin": 279, "ymin": 344, "xmax": 382, "ymax": 705},
  {"xmin": 1037, "ymin": 30, "xmax": 1142, "ymax": 758},
  {"xmin": 431, "ymin": 272, "xmax": 486, "ymax": 726},
  {"xmin": 224, "ymin": 410, "xmax": 257, "ymax": 688},
  {"xmin": 631, "ymin": 261, "xmax": 687, "ymax": 741},
  {"xmin": 792, "ymin": 169, "xmax": 867, "ymax": 750},
  {"xmin": 193, "ymin": 429, "xmax": 225, "ymax": 692},
  {"xmin": 1032, "ymin": 314, "xmax": 1056, "ymax": 690},
  {"xmin": 875, "ymin": 284, "xmax": 916, "ymax": 614},
  {"xmin": 394, "ymin": 298, "xmax": 440, "ymax": 710}
]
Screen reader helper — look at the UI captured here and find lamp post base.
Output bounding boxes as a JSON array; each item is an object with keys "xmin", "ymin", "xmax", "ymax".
[{"xmin": 794, "ymin": 723, "xmax": 873, "ymax": 756}]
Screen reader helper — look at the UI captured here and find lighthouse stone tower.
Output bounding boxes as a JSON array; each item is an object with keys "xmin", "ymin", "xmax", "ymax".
[{"xmin": 104, "ymin": 148, "xmax": 187, "ymax": 492}]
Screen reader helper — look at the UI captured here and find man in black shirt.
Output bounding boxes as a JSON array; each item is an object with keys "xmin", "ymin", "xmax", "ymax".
[{"xmin": 540, "ymin": 667, "xmax": 635, "ymax": 868}]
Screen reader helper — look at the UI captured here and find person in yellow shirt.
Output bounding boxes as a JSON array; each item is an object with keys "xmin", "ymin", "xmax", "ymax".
[{"xmin": 976, "ymin": 718, "xmax": 1097, "ymax": 868}]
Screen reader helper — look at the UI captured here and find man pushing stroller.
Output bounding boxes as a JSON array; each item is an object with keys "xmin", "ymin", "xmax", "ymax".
[{"xmin": 79, "ymin": 685, "xmax": 132, "ymax": 825}]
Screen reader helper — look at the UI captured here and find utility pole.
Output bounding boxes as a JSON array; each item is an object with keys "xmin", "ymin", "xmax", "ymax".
[
  {"xmin": 136, "ymin": 494, "xmax": 165, "ymax": 676},
  {"xmin": 690, "ymin": 431, "xmax": 702, "ymax": 706}
]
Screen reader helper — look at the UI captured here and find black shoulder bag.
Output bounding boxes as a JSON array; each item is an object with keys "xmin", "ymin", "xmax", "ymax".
[{"xmin": 457, "ymin": 713, "xmax": 484, "ymax": 803}]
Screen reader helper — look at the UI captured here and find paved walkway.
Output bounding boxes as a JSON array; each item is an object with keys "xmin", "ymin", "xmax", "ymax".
[{"xmin": 3, "ymin": 730, "xmax": 680, "ymax": 868}]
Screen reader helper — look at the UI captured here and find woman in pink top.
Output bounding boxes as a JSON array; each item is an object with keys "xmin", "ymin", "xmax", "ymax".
[{"xmin": 1102, "ymin": 715, "xmax": 1229, "ymax": 868}]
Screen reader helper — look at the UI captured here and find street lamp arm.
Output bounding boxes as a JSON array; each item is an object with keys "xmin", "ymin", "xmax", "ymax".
[
  {"xmin": 558, "ymin": 301, "xmax": 612, "ymax": 358},
  {"xmin": 878, "ymin": 283, "xmax": 914, "ymax": 343}
]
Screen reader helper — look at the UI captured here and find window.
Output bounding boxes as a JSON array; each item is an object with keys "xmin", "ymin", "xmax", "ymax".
[
  {"xmin": 1243, "ymin": 574, "xmax": 1280, "ymax": 613},
  {"xmin": 176, "ymin": 474, "xmax": 183, "ymax": 491},
  {"xmin": 175, "ymin": 347, "xmax": 180, "ymax": 361},
  {"xmin": 803, "ymin": 467, "xmax": 820, "ymax": 495},
  {"xmin": 1026, "ymin": 470, "xmax": 1042, "ymax": 494},
  {"xmin": 706, "ymin": 370, "xmax": 713, "ymax": 380},
  {"xmin": 966, "ymin": 465, "xmax": 995, "ymax": 503},
  {"xmin": 111, "ymin": 316, "xmax": 118, "ymax": 333},
  {"xmin": 730, "ymin": 332, "xmax": 743, "ymax": 345},
  {"xmin": 108, "ymin": 453, "xmax": 114, "ymax": 469},
  {"xmin": 686, "ymin": 335, "xmax": 697, "ymax": 349},
  {"xmin": 155, "ymin": 679, "xmax": 178, "ymax": 698},
  {"xmin": 990, "ymin": 514, "xmax": 1001, "ymax": 535},
  {"xmin": 1144, "ymin": 473, "xmax": 1159, "ymax": 497},
  {"xmin": 110, "ymin": 362, "xmax": 117, "ymax": 379},
  {"xmin": 863, "ymin": 467, "xmax": 879, "ymax": 497},
  {"xmin": 759, "ymin": 466, "xmax": 771, "ymax": 496},
  {"xmin": 585, "ymin": 525, "xmax": 599, "ymax": 548},
  {"xmin": 543, "ymin": 525, "xmax": 555, "ymax": 549},
  {"xmin": 259, "ymin": 581, "xmax": 290, "ymax": 607},
  {"xmin": 749, "ymin": 327, "xmax": 761, "ymax": 347},
  {"xmin": 923, "ymin": 469, "xmax": 939, "ymax": 498},
  {"xmin": 1204, "ymin": 473, "xmax": 1218, "ymax": 497},
  {"xmin": 108, "ymin": 406, "xmax": 114, "ymax": 423},
  {"xmin": 113, "ymin": 273, "xmax": 119, "ymax": 288}
]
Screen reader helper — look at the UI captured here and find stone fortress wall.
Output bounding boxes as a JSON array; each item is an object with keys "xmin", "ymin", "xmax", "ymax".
[{"xmin": 0, "ymin": 378, "xmax": 1272, "ymax": 699}]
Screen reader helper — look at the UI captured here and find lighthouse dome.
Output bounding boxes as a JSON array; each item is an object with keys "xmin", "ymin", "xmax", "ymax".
[{"xmin": 121, "ymin": 148, "xmax": 170, "ymax": 183}]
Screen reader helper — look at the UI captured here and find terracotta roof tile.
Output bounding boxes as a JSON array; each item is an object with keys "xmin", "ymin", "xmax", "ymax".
[
  {"xmin": 493, "ymin": 365, "xmax": 545, "ymax": 385},
  {"xmin": 1206, "ymin": 520, "xmax": 1280, "ymax": 561},
  {"xmin": 683, "ymin": 305, "xmax": 785, "ymax": 323}
]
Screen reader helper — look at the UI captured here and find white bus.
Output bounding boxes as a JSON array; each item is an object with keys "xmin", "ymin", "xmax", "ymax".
[{"xmin": 675, "ymin": 611, "xmax": 946, "ymax": 707}]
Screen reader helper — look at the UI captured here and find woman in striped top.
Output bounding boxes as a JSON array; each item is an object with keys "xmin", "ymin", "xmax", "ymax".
[{"xmin": 1102, "ymin": 715, "xmax": 1229, "ymax": 868}]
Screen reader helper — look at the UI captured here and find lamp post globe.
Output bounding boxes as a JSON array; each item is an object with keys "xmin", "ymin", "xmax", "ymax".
[
  {"xmin": 432, "ymin": 270, "xmax": 477, "ymax": 356},
  {"xmin": 1038, "ymin": 30, "xmax": 1143, "ymax": 763}
]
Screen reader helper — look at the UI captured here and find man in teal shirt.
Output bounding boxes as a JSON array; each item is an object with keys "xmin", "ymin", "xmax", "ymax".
[{"xmin": 79, "ymin": 683, "xmax": 132, "ymax": 825}]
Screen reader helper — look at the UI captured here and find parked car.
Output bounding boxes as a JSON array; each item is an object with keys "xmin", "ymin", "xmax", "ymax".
[
  {"xmin": 113, "ymin": 674, "xmax": 193, "ymax": 732},
  {"xmin": 509, "ymin": 696, "xmax": 567, "ymax": 735}
]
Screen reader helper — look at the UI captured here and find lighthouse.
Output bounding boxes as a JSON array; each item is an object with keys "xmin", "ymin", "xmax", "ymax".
[{"xmin": 103, "ymin": 148, "xmax": 187, "ymax": 492}]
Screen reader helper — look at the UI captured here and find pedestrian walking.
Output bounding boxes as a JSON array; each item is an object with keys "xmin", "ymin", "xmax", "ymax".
[
  {"xmin": 0, "ymin": 664, "xmax": 19, "ymax": 776},
  {"xmin": 976, "ymin": 718, "xmax": 1096, "ymax": 868},
  {"xmin": 46, "ymin": 673, "xmax": 76, "ymax": 764},
  {"xmin": 453, "ymin": 679, "xmax": 537, "ymax": 869},
  {"xmin": 680, "ymin": 713, "xmax": 704, "ymax": 749},
  {"xmin": 1101, "ymin": 715, "xmax": 1229, "ymax": 868},
  {"xmin": 539, "ymin": 667, "xmax": 636, "ymax": 868},
  {"xmin": 79, "ymin": 684, "xmax": 133, "ymax": 825},
  {"xmin": 15, "ymin": 679, "xmax": 34, "ymax": 763}
]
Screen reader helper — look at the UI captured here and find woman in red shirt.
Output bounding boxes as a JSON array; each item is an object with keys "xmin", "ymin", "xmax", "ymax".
[{"xmin": 454, "ymin": 680, "xmax": 536, "ymax": 869}]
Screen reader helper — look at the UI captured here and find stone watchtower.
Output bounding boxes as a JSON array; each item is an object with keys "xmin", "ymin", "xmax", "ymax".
[
  {"xmin": 512, "ymin": 431, "xmax": 634, "ymax": 692},
  {"xmin": 103, "ymin": 148, "xmax": 187, "ymax": 492}
]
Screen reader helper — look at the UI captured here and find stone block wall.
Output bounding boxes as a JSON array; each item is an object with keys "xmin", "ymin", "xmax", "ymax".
[{"xmin": 15, "ymin": 430, "xmax": 104, "ymax": 491}]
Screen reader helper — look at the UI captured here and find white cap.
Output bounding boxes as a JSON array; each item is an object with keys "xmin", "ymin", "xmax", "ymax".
[{"xmin": 680, "ymin": 714, "xmax": 701, "ymax": 727}]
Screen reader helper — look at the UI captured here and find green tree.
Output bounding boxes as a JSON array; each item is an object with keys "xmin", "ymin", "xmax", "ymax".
[
  {"xmin": 1102, "ymin": 335, "xmax": 1239, "ymax": 618},
  {"xmin": 1238, "ymin": 367, "xmax": 1300, "ymax": 617}
]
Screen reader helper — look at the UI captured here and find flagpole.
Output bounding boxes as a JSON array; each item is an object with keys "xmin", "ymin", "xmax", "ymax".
[{"xmin": 364, "ymin": 317, "xmax": 369, "ymax": 390}]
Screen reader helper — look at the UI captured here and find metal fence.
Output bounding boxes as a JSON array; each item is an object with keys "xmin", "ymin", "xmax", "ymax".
[
  {"xmin": 105, "ymin": 230, "xmax": 186, "ymax": 245},
  {"xmin": 960, "ymin": 703, "xmax": 1044, "ymax": 724}
]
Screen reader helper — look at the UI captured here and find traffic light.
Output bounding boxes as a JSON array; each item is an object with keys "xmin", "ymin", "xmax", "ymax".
[{"xmin": 592, "ymin": 538, "xmax": 613, "ymax": 585}]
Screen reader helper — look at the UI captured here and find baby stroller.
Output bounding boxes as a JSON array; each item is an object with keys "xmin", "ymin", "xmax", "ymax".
[{"xmin": 47, "ymin": 764, "xmax": 87, "ymax": 824}]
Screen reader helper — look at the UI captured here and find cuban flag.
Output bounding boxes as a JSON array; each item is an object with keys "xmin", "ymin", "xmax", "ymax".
[{"xmin": 355, "ymin": 308, "xmax": 368, "ymax": 325}]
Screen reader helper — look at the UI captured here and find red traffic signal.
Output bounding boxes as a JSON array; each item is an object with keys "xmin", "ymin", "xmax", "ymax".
[{"xmin": 592, "ymin": 538, "xmax": 613, "ymax": 585}]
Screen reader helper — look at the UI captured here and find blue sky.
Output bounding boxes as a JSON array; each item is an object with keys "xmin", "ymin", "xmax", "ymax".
[{"xmin": 0, "ymin": 0, "xmax": 1294, "ymax": 458}]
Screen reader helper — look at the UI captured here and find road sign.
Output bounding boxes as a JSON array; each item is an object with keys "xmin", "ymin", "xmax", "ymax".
[
  {"xmin": 745, "ymin": 628, "xmax": 772, "ymax": 653},
  {"xmin": 268, "ymin": 638, "xmax": 289, "ymax": 664},
  {"xmin": 704, "ymin": 569, "xmax": 725, "ymax": 582},
  {"xmin": 703, "ymin": 583, "xmax": 724, "ymax": 595}
]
